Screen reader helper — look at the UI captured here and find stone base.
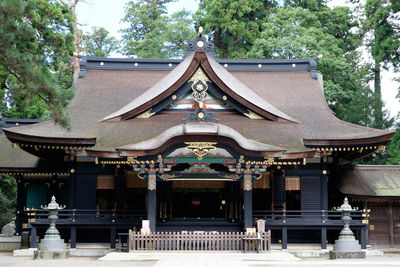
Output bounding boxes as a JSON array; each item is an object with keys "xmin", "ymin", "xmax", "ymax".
[
  {"xmin": 329, "ymin": 250, "xmax": 366, "ymax": 259},
  {"xmin": 333, "ymin": 240, "xmax": 361, "ymax": 252},
  {"xmin": 38, "ymin": 239, "xmax": 66, "ymax": 250},
  {"xmin": 0, "ymin": 236, "xmax": 21, "ymax": 251},
  {"xmin": 33, "ymin": 249, "xmax": 70, "ymax": 260}
]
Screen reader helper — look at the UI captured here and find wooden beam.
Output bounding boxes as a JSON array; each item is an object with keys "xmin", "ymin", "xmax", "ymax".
[{"xmin": 388, "ymin": 200, "xmax": 394, "ymax": 247}]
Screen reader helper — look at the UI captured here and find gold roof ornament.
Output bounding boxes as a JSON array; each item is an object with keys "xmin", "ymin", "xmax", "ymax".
[
  {"xmin": 184, "ymin": 142, "xmax": 217, "ymax": 160},
  {"xmin": 188, "ymin": 68, "xmax": 211, "ymax": 104}
]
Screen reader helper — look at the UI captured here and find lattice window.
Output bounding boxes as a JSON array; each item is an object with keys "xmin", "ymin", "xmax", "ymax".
[
  {"xmin": 285, "ymin": 176, "xmax": 300, "ymax": 191},
  {"xmin": 370, "ymin": 206, "xmax": 387, "ymax": 219}
]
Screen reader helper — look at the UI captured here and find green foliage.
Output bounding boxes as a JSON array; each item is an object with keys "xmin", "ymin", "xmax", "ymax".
[
  {"xmin": 120, "ymin": 0, "xmax": 195, "ymax": 58},
  {"xmin": 387, "ymin": 123, "xmax": 400, "ymax": 165},
  {"xmin": 0, "ymin": 0, "xmax": 75, "ymax": 127},
  {"xmin": 0, "ymin": 175, "xmax": 16, "ymax": 227},
  {"xmin": 195, "ymin": 0, "xmax": 276, "ymax": 59},
  {"xmin": 364, "ymin": 0, "xmax": 400, "ymax": 130},
  {"xmin": 248, "ymin": 6, "xmax": 373, "ymax": 126},
  {"xmin": 81, "ymin": 27, "xmax": 119, "ymax": 57}
]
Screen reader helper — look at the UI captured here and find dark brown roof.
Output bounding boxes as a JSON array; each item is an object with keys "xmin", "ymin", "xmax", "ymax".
[
  {"xmin": 0, "ymin": 134, "xmax": 38, "ymax": 168},
  {"xmin": 338, "ymin": 165, "xmax": 400, "ymax": 197},
  {"xmin": 2, "ymin": 51, "xmax": 394, "ymax": 158}
]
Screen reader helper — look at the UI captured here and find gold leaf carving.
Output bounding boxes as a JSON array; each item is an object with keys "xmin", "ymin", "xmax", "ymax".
[
  {"xmin": 244, "ymin": 109, "xmax": 264, "ymax": 120},
  {"xmin": 135, "ymin": 109, "xmax": 155, "ymax": 119},
  {"xmin": 184, "ymin": 142, "xmax": 217, "ymax": 160}
]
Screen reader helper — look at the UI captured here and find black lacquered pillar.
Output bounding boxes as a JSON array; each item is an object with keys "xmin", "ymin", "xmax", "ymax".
[
  {"xmin": 243, "ymin": 164, "xmax": 253, "ymax": 230},
  {"xmin": 147, "ymin": 172, "xmax": 157, "ymax": 231}
]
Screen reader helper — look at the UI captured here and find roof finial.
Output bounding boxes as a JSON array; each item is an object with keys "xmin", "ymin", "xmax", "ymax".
[{"xmin": 198, "ymin": 26, "xmax": 203, "ymax": 37}]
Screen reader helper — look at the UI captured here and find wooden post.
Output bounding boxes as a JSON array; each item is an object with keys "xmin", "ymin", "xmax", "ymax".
[
  {"xmin": 69, "ymin": 170, "xmax": 77, "ymax": 209},
  {"xmin": 148, "ymin": 186, "xmax": 157, "ymax": 231},
  {"xmin": 321, "ymin": 226, "xmax": 327, "ymax": 249},
  {"xmin": 30, "ymin": 226, "xmax": 37, "ymax": 248},
  {"xmin": 15, "ymin": 177, "xmax": 24, "ymax": 235},
  {"xmin": 243, "ymin": 175, "xmax": 253, "ymax": 230},
  {"xmin": 110, "ymin": 227, "xmax": 116, "ymax": 249},
  {"xmin": 115, "ymin": 167, "xmax": 125, "ymax": 210},
  {"xmin": 282, "ymin": 227, "xmax": 287, "ymax": 250},
  {"xmin": 364, "ymin": 200, "xmax": 369, "ymax": 244},
  {"xmin": 320, "ymin": 168, "xmax": 328, "ymax": 211},
  {"xmin": 361, "ymin": 226, "xmax": 367, "ymax": 249},
  {"xmin": 71, "ymin": 226, "xmax": 76, "ymax": 248},
  {"xmin": 388, "ymin": 200, "xmax": 394, "ymax": 247}
]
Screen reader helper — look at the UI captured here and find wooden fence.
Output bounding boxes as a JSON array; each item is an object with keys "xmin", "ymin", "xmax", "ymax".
[{"xmin": 128, "ymin": 230, "xmax": 271, "ymax": 252}]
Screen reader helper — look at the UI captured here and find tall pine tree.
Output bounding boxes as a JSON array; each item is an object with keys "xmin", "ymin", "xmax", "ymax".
[{"xmin": 0, "ymin": 0, "xmax": 75, "ymax": 127}]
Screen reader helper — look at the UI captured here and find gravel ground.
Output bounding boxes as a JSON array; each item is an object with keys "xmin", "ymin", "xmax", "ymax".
[{"xmin": 2, "ymin": 251, "xmax": 400, "ymax": 267}]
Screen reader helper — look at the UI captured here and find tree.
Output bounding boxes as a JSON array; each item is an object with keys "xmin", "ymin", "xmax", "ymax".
[
  {"xmin": 364, "ymin": 0, "xmax": 400, "ymax": 129},
  {"xmin": 0, "ymin": 0, "xmax": 75, "ymax": 127},
  {"xmin": 386, "ymin": 122, "xmax": 400, "ymax": 165},
  {"xmin": 0, "ymin": 174, "xmax": 16, "ymax": 227},
  {"xmin": 195, "ymin": 0, "xmax": 276, "ymax": 59},
  {"xmin": 248, "ymin": 6, "xmax": 374, "ymax": 126},
  {"xmin": 120, "ymin": 0, "xmax": 195, "ymax": 58},
  {"xmin": 81, "ymin": 27, "xmax": 119, "ymax": 57}
]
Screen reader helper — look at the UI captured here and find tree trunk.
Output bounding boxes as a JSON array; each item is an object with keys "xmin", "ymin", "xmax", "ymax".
[
  {"xmin": 70, "ymin": 2, "xmax": 80, "ymax": 86},
  {"xmin": 60, "ymin": 0, "xmax": 80, "ymax": 86},
  {"xmin": 373, "ymin": 60, "xmax": 383, "ymax": 129}
]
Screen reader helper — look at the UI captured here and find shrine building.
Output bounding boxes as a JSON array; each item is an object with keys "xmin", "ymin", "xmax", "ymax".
[{"xmin": 0, "ymin": 33, "xmax": 395, "ymax": 249}]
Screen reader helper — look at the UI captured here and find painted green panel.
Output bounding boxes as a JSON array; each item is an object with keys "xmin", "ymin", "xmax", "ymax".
[{"xmin": 26, "ymin": 184, "xmax": 47, "ymax": 209}]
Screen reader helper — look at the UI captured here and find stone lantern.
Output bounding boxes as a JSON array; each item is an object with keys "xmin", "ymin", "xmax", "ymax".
[
  {"xmin": 33, "ymin": 196, "xmax": 70, "ymax": 259},
  {"xmin": 329, "ymin": 197, "xmax": 366, "ymax": 259}
]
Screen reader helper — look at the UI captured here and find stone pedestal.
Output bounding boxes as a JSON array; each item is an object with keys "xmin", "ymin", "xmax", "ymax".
[
  {"xmin": 38, "ymin": 239, "xmax": 67, "ymax": 251},
  {"xmin": 33, "ymin": 196, "xmax": 69, "ymax": 260},
  {"xmin": 33, "ymin": 249, "xmax": 70, "ymax": 260},
  {"xmin": 329, "ymin": 197, "xmax": 366, "ymax": 259},
  {"xmin": 329, "ymin": 240, "xmax": 366, "ymax": 258},
  {"xmin": 329, "ymin": 250, "xmax": 366, "ymax": 259}
]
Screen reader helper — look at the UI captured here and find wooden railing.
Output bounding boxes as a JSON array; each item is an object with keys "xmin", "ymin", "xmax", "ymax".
[
  {"xmin": 128, "ymin": 230, "xmax": 271, "ymax": 252},
  {"xmin": 253, "ymin": 209, "xmax": 365, "ymax": 224}
]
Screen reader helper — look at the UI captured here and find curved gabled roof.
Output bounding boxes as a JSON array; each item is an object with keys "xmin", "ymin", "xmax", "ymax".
[
  {"xmin": 1, "ymin": 44, "xmax": 394, "ymax": 160},
  {"xmin": 101, "ymin": 51, "xmax": 298, "ymax": 123},
  {"xmin": 117, "ymin": 122, "xmax": 285, "ymax": 152}
]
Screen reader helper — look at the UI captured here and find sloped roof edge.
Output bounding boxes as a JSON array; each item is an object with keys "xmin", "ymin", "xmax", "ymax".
[
  {"xmin": 102, "ymin": 51, "xmax": 298, "ymax": 123},
  {"xmin": 118, "ymin": 122, "xmax": 285, "ymax": 152},
  {"xmin": 79, "ymin": 55, "xmax": 318, "ymax": 79}
]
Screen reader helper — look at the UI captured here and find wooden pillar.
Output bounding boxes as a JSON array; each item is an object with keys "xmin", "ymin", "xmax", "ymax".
[
  {"xmin": 30, "ymin": 226, "xmax": 37, "ymax": 248},
  {"xmin": 110, "ymin": 227, "xmax": 116, "ymax": 249},
  {"xmin": 15, "ymin": 176, "xmax": 24, "ymax": 235},
  {"xmin": 243, "ymin": 168, "xmax": 253, "ymax": 230},
  {"xmin": 147, "ymin": 173, "xmax": 156, "ymax": 231},
  {"xmin": 321, "ymin": 226, "xmax": 327, "ymax": 249},
  {"xmin": 388, "ymin": 200, "xmax": 394, "ymax": 247},
  {"xmin": 364, "ymin": 200, "xmax": 369, "ymax": 244},
  {"xmin": 282, "ymin": 227, "xmax": 287, "ymax": 250},
  {"xmin": 243, "ymin": 190, "xmax": 252, "ymax": 229},
  {"xmin": 70, "ymin": 226, "xmax": 76, "ymax": 249},
  {"xmin": 69, "ymin": 171, "xmax": 77, "ymax": 209},
  {"xmin": 320, "ymin": 168, "xmax": 328, "ymax": 211},
  {"xmin": 361, "ymin": 226, "xmax": 367, "ymax": 249},
  {"xmin": 115, "ymin": 167, "xmax": 125, "ymax": 210}
]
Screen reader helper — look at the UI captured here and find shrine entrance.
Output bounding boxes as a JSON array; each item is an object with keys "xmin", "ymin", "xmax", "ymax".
[
  {"xmin": 172, "ymin": 187, "xmax": 225, "ymax": 218},
  {"xmin": 157, "ymin": 180, "xmax": 243, "ymax": 221}
]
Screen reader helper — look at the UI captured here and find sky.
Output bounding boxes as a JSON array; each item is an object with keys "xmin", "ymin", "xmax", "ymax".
[{"xmin": 76, "ymin": 0, "xmax": 399, "ymax": 118}]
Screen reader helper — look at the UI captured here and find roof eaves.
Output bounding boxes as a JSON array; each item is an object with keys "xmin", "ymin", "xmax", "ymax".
[{"xmin": 78, "ymin": 55, "xmax": 319, "ymax": 79}]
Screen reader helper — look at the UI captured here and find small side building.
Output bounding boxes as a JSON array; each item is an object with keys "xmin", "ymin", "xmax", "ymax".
[{"xmin": 339, "ymin": 165, "xmax": 400, "ymax": 248}]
